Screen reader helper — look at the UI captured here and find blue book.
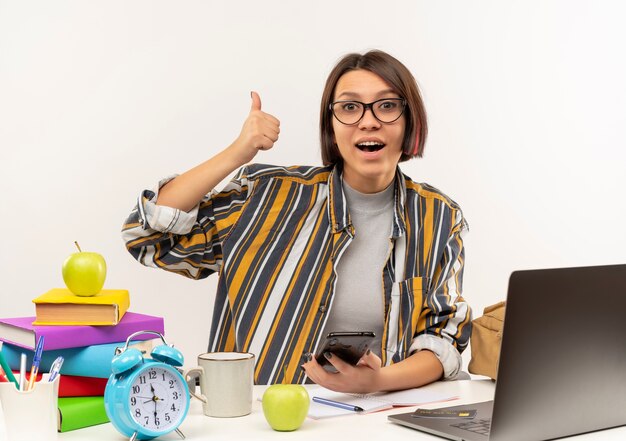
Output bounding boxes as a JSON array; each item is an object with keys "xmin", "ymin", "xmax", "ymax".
[{"xmin": 1, "ymin": 339, "xmax": 157, "ymax": 378}]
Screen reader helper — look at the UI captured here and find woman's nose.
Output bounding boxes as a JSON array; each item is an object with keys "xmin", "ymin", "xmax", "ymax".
[{"xmin": 358, "ymin": 107, "xmax": 381, "ymax": 129}]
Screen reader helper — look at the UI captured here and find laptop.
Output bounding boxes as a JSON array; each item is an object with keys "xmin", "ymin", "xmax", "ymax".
[{"xmin": 388, "ymin": 264, "xmax": 626, "ymax": 441}]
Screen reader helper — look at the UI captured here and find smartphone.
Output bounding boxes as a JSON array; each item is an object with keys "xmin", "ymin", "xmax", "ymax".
[{"xmin": 315, "ymin": 331, "xmax": 375, "ymax": 372}]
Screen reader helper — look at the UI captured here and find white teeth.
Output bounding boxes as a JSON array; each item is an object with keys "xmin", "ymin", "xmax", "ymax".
[
  {"xmin": 356, "ymin": 141, "xmax": 385, "ymax": 152},
  {"xmin": 357, "ymin": 141, "xmax": 384, "ymax": 146}
]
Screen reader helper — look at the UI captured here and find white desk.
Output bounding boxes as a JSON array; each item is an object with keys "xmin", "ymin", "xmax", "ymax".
[{"xmin": 57, "ymin": 380, "xmax": 626, "ymax": 440}]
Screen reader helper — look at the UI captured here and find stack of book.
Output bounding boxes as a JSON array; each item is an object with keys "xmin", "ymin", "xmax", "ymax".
[{"xmin": 0, "ymin": 288, "xmax": 165, "ymax": 432}]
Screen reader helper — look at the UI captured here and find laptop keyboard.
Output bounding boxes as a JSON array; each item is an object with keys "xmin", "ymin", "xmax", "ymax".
[{"xmin": 451, "ymin": 418, "xmax": 491, "ymax": 436}]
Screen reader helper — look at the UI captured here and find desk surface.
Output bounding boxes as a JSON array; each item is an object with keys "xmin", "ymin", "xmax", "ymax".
[{"xmin": 55, "ymin": 380, "xmax": 626, "ymax": 440}]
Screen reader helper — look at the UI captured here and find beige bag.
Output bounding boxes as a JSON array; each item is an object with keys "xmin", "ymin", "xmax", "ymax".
[{"xmin": 468, "ymin": 301, "xmax": 506, "ymax": 380}]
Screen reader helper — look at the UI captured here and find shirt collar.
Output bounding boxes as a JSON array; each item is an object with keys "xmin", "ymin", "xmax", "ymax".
[{"xmin": 327, "ymin": 164, "xmax": 407, "ymax": 238}]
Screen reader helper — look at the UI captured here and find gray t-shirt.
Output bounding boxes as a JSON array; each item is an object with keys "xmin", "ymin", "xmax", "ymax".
[{"xmin": 321, "ymin": 180, "xmax": 394, "ymax": 357}]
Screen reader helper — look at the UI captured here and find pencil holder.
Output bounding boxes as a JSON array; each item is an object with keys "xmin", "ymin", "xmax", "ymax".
[{"xmin": 0, "ymin": 373, "xmax": 59, "ymax": 441}]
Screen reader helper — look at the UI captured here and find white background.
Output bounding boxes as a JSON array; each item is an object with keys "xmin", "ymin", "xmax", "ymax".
[{"xmin": 1, "ymin": 0, "xmax": 625, "ymax": 372}]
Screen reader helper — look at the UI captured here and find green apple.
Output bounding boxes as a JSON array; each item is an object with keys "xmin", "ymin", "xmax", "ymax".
[
  {"xmin": 62, "ymin": 242, "xmax": 107, "ymax": 296},
  {"xmin": 262, "ymin": 384, "xmax": 310, "ymax": 431}
]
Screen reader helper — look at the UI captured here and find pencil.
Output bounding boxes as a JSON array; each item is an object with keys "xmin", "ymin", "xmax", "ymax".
[{"xmin": 0, "ymin": 349, "xmax": 19, "ymax": 388}]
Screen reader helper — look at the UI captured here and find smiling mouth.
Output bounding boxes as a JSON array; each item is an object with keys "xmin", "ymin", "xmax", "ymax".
[{"xmin": 356, "ymin": 141, "xmax": 385, "ymax": 152}]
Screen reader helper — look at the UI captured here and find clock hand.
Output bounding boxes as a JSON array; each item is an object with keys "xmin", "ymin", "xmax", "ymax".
[
  {"xmin": 150, "ymin": 383, "xmax": 162, "ymax": 399},
  {"xmin": 149, "ymin": 383, "xmax": 166, "ymax": 402},
  {"xmin": 144, "ymin": 395, "xmax": 161, "ymax": 403},
  {"xmin": 149, "ymin": 384, "xmax": 159, "ymax": 417},
  {"xmin": 153, "ymin": 396, "xmax": 159, "ymax": 424}
]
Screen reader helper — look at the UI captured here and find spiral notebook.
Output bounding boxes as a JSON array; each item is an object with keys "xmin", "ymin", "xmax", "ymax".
[{"xmin": 307, "ymin": 385, "xmax": 458, "ymax": 419}]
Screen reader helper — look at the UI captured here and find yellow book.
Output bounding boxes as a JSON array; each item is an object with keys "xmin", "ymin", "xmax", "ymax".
[{"xmin": 32, "ymin": 288, "xmax": 130, "ymax": 326}]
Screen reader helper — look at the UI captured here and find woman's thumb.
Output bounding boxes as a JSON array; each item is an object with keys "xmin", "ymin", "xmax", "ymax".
[{"xmin": 250, "ymin": 91, "xmax": 262, "ymax": 112}]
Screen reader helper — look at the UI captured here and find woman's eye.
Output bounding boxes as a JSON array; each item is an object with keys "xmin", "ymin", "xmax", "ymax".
[
  {"xmin": 342, "ymin": 102, "xmax": 360, "ymax": 112},
  {"xmin": 379, "ymin": 100, "xmax": 398, "ymax": 110}
]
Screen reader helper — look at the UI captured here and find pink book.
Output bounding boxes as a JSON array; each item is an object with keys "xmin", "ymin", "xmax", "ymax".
[{"xmin": 0, "ymin": 311, "xmax": 164, "ymax": 350}]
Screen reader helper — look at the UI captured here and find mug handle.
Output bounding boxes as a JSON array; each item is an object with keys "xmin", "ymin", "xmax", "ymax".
[{"xmin": 184, "ymin": 367, "xmax": 208, "ymax": 403}]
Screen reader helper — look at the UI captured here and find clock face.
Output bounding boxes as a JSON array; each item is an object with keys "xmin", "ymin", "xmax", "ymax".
[{"xmin": 127, "ymin": 365, "xmax": 187, "ymax": 432}]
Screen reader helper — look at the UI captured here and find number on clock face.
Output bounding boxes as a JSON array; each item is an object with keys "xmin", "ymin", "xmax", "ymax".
[{"xmin": 128, "ymin": 366, "xmax": 186, "ymax": 431}]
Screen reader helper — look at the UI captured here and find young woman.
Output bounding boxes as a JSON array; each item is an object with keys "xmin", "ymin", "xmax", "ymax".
[{"xmin": 122, "ymin": 50, "xmax": 471, "ymax": 394}]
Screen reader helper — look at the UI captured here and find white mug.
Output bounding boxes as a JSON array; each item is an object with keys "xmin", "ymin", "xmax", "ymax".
[{"xmin": 184, "ymin": 352, "xmax": 254, "ymax": 418}]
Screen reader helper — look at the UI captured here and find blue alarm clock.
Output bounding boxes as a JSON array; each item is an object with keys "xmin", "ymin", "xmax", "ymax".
[{"xmin": 104, "ymin": 331, "xmax": 190, "ymax": 441}]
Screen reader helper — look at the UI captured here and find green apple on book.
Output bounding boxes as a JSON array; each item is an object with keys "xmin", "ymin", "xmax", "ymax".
[
  {"xmin": 62, "ymin": 241, "xmax": 107, "ymax": 297},
  {"xmin": 262, "ymin": 384, "xmax": 310, "ymax": 431}
]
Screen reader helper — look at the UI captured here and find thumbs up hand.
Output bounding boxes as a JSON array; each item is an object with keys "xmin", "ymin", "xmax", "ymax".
[{"xmin": 230, "ymin": 91, "xmax": 281, "ymax": 164}]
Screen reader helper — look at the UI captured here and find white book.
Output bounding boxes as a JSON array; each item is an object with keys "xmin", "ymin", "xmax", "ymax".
[{"xmin": 307, "ymin": 385, "xmax": 459, "ymax": 419}]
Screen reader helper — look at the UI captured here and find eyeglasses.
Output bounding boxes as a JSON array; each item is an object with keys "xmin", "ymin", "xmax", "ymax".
[{"xmin": 329, "ymin": 98, "xmax": 406, "ymax": 125}]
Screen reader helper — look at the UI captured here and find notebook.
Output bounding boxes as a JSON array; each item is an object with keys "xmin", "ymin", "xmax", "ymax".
[
  {"xmin": 388, "ymin": 264, "xmax": 626, "ymax": 441},
  {"xmin": 308, "ymin": 384, "xmax": 457, "ymax": 419}
]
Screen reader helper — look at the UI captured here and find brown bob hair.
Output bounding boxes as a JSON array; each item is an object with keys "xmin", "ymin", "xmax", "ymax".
[{"xmin": 320, "ymin": 50, "xmax": 428, "ymax": 166}]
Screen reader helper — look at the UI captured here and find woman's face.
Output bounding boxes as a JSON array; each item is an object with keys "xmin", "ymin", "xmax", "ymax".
[{"xmin": 332, "ymin": 69, "xmax": 405, "ymax": 193}]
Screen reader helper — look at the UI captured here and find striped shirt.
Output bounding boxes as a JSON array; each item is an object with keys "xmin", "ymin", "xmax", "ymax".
[{"xmin": 122, "ymin": 164, "xmax": 472, "ymax": 384}]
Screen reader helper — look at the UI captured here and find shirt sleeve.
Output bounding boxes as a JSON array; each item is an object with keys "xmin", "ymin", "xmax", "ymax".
[
  {"xmin": 121, "ymin": 167, "xmax": 253, "ymax": 280},
  {"xmin": 408, "ymin": 210, "xmax": 472, "ymax": 380}
]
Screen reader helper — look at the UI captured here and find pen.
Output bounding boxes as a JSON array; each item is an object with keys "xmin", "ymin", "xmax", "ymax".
[
  {"xmin": 0, "ymin": 363, "xmax": 9, "ymax": 382},
  {"xmin": 48, "ymin": 356, "xmax": 64, "ymax": 382},
  {"xmin": 312, "ymin": 396, "xmax": 364, "ymax": 412},
  {"xmin": 27, "ymin": 335, "xmax": 45, "ymax": 391},
  {"xmin": 0, "ymin": 349, "xmax": 20, "ymax": 388},
  {"xmin": 19, "ymin": 353, "xmax": 27, "ymax": 391}
]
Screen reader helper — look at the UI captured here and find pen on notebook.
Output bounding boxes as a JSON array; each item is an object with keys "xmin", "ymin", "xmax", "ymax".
[
  {"xmin": 19, "ymin": 353, "xmax": 27, "ymax": 391},
  {"xmin": 312, "ymin": 396, "xmax": 364, "ymax": 412},
  {"xmin": 48, "ymin": 356, "xmax": 64, "ymax": 382},
  {"xmin": 0, "ymin": 349, "xmax": 20, "ymax": 388},
  {"xmin": 27, "ymin": 335, "xmax": 45, "ymax": 391}
]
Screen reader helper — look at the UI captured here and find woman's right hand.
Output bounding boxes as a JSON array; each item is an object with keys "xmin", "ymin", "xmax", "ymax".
[
  {"xmin": 229, "ymin": 91, "xmax": 281, "ymax": 165},
  {"xmin": 156, "ymin": 91, "xmax": 280, "ymax": 212}
]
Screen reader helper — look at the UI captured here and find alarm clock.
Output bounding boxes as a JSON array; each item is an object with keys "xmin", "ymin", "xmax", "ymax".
[{"xmin": 104, "ymin": 331, "xmax": 190, "ymax": 441}]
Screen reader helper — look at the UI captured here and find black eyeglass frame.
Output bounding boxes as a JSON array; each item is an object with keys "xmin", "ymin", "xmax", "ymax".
[{"xmin": 329, "ymin": 98, "xmax": 407, "ymax": 125}]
